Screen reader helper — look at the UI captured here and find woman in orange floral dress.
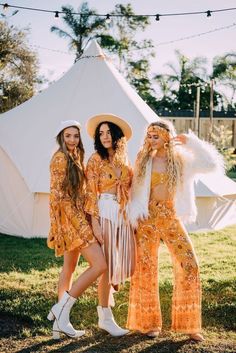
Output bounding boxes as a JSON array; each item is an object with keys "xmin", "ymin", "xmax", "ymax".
[
  {"xmin": 47, "ymin": 120, "xmax": 107, "ymax": 340},
  {"xmin": 127, "ymin": 119, "xmax": 224, "ymax": 341},
  {"xmin": 85, "ymin": 114, "xmax": 136, "ymax": 337}
]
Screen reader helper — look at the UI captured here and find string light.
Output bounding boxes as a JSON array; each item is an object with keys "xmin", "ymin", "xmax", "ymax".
[
  {"xmin": 105, "ymin": 14, "xmax": 111, "ymax": 24},
  {"xmin": 181, "ymin": 82, "xmax": 210, "ymax": 88},
  {"xmin": 2, "ymin": 2, "xmax": 8, "ymax": 11},
  {"xmin": 1, "ymin": 3, "xmax": 236, "ymax": 19},
  {"xmin": 207, "ymin": 10, "xmax": 211, "ymax": 17}
]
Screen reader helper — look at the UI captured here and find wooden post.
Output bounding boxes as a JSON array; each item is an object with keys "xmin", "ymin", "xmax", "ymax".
[
  {"xmin": 195, "ymin": 86, "xmax": 200, "ymax": 136},
  {"xmin": 209, "ymin": 79, "xmax": 214, "ymax": 140}
]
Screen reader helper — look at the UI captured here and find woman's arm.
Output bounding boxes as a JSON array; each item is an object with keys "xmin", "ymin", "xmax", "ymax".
[
  {"xmin": 84, "ymin": 154, "xmax": 100, "ymax": 219},
  {"xmin": 84, "ymin": 155, "xmax": 104, "ymax": 244},
  {"xmin": 173, "ymin": 131, "xmax": 225, "ymax": 175}
]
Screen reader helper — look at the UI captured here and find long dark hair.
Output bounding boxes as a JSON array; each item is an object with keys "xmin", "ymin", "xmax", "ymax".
[
  {"xmin": 56, "ymin": 126, "xmax": 85, "ymax": 200},
  {"xmin": 94, "ymin": 121, "xmax": 124, "ymax": 159}
]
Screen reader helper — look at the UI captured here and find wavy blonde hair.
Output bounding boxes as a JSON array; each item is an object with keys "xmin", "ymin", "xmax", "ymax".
[
  {"xmin": 112, "ymin": 137, "xmax": 128, "ymax": 168},
  {"xmin": 135, "ymin": 120, "xmax": 183, "ymax": 194}
]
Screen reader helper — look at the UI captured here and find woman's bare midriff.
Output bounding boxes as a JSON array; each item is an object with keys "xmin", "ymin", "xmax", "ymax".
[
  {"xmin": 150, "ymin": 184, "xmax": 173, "ymax": 202},
  {"xmin": 103, "ymin": 187, "xmax": 117, "ymax": 195}
]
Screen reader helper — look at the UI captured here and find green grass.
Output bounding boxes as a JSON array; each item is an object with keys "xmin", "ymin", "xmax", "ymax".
[{"xmin": 0, "ymin": 226, "xmax": 236, "ymax": 339}]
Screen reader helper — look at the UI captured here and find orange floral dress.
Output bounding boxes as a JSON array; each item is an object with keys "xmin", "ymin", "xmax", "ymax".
[{"xmin": 47, "ymin": 151, "xmax": 96, "ymax": 257}]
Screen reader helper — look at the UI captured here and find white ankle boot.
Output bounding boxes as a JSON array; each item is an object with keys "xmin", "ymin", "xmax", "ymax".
[
  {"xmin": 97, "ymin": 306, "xmax": 129, "ymax": 337},
  {"xmin": 48, "ymin": 291, "xmax": 85, "ymax": 339}
]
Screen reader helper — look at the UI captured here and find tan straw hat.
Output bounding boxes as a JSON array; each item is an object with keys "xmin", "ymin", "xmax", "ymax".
[{"xmin": 86, "ymin": 113, "xmax": 132, "ymax": 140}]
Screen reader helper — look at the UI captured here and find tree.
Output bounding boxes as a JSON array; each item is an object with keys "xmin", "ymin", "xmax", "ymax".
[
  {"xmin": 51, "ymin": 2, "xmax": 106, "ymax": 60},
  {"xmin": 153, "ymin": 50, "xmax": 223, "ymax": 111},
  {"xmin": 100, "ymin": 3, "xmax": 154, "ymax": 76},
  {"xmin": 127, "ymin": 59, "xmax": 157, "ymax": 110},
  {"xmin": 0, "ymin": 20, "xmax": 40, "ymax": 113},
  {"xmin": 212, "ymin": 53, "xmax": 236, "ymax": 109},
  {"xmin": 51, "ymin": 2, "xmax": 156, "ymax": 106},
  {"xmin": 211, "ymin": 125, "xmax": 236, "ymax": 171}
]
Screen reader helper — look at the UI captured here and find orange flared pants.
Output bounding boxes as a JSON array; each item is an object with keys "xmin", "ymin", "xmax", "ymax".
[{"xmin": 127, "ymin": 200, "xmax": 201, "ymax": 334}]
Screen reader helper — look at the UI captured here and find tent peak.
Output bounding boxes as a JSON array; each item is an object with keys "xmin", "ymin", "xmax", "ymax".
[{"xmin": 81, "ymin": 39, "xmax": 105, "ymax": 59}]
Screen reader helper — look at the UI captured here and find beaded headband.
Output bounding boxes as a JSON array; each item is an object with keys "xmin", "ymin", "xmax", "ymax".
[{"xmin": 147, "ymin": 125, "xmax": 171, "ymax": 142}]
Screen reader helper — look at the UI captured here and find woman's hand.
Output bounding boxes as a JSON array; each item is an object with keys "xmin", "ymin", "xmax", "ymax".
[
  {"xmin": 171, "ymin": 134, "xmax": 187, "ymax": 145},
  {"xmin": 91, "ymin": 217, "xmax": 104, "ymax": 245}
]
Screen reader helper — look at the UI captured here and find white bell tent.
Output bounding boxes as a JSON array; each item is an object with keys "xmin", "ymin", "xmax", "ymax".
[
  {"xmin": 0, "ymin": 40, "xmax": 235, "ymax": 237},
  {"xmin": 0, "ymin": 40, "xmax": 158, "ymax": 237}
]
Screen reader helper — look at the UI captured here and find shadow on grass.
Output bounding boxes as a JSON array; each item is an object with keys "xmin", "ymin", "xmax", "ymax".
[
  {"xmin": 0, "ymin": 312, "xmax": 33, "ymax": 339},
  {"xmin": 202, "ymin": 279, "xmax": 236, "ymax": 330},
  {"xmin": 0, "ymin": 278, "xmax": 235, "ymax": 341},
  {"xmin": 14, "ymin": 332, "xmax": 191, "ymax": 353}
]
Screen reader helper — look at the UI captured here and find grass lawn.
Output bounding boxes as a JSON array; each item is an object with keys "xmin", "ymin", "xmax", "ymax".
[{"xmin": 0, "ymin": 225, "xmax": 236, "ymax": 353}]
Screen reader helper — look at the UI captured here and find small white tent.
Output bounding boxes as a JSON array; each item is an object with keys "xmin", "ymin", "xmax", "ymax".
[
  {"xmin": 0, "ymin": 40, "xmax": 235, "ymax": 237},
  {"xmin": 0, "ymin": 40, "xmax": 158, "ymax": 236}
]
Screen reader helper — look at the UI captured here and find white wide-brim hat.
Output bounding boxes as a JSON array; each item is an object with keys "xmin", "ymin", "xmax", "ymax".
[
  {"xmin": 86, "ymin": 114, "xmax": 132, "ymax": 140},
  {"xmin": 55, "ymin": 120, "xmax": 81, "ymax": 137}
]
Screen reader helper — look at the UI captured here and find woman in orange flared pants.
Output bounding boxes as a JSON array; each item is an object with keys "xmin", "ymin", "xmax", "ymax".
[{"xmin": 127, "ymin": 119, "xmax": 224, "ymax": 341}]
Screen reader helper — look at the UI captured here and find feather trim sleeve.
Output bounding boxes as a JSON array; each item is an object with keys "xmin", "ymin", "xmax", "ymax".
[{"xmin": 183, "ymin": 130, "xmax": 225, "ymax": 175}]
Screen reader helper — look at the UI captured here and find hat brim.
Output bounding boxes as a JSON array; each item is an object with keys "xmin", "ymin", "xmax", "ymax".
[
  {"xmin": 86, "ymin": 114, "xmax": 132, "ymax": 140},
  {"xmin": 55, "ymin": 120, "xmax": 81, "ymax": 138}
]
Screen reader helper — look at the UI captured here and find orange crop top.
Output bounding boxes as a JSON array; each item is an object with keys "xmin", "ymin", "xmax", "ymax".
[
  {"xmin": 84, "ymin": 153, "xmax": 133, "ymax": 219},
  {"xmin": 151, "ymin": 171, "xmax": 168, "ymax": 189}
]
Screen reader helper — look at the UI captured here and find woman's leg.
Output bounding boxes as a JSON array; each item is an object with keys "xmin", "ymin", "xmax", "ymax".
[
  {"xmin": 48, "ymin": 242, "xmax": 106, "ymax": 338},
  {"xmin": 163, "ymin": 217, "xmax": 202, "ymax": 335},
  {"xmin": 58, "ymin": 247, "xmax": 80, "ymax": 299},
  {"xmin": 96, "ymin": 219, "xmax": 128, "ymax": 336},
  {"xmin": 69, "ymin": 242, "xmax": 107, "ymax": 298},
  {"xmin": 127, "ymin": 217, "xmax": 162, "ymax": 333},
  {"xmin": 98, "ymin": 219, "xmax": 112, "ymax": 306}
]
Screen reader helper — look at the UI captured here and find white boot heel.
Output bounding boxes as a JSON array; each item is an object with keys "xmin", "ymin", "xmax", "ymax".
[
  {"xmin": 52, "ymin": 321, "xmax": 61, "ymax": 340},
  {"xmin": 47, "ymin": 311, "xmax": 55, "ymax": 321}
]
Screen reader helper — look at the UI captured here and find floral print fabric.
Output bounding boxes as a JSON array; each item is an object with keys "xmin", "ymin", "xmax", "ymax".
[
  {"xmin": 84, "ymin": 152, "xmax": 133, "ymax": 218},
  {"xmin": 127, "ymin": 200, "xmax": 201, "ymax": 334},
  {"xmin": 48, "ymin": 151, "xmax": 95, "ymax": 257}
]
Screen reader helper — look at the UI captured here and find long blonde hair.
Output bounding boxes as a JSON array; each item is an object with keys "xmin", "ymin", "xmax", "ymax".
[{"xmin": 135, "ymin": 120, "xmax": 183, "ymax": 194}]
